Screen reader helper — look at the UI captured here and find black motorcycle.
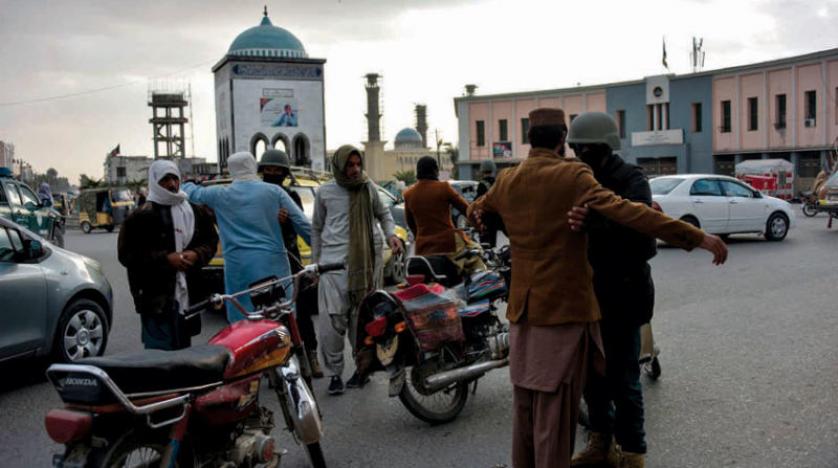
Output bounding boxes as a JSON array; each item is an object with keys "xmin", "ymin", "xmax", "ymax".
[{"xmin": 354, "ymin": 247, "xmax": 511, "ymax": 425}]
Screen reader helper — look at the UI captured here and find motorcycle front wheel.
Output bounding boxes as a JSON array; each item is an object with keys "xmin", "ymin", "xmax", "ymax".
[{"xmin": 398, "ymin": 366, "xmax": 469, "ymax": 425}]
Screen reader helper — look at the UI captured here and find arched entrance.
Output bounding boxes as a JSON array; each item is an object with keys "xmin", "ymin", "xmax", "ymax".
[
  {"xmin": 250, "ymin": 133, "xmax": 269, "ymax": 159},
  {"xmin": 271, "ymin": 133, "xmax": 290, "ymax": 154},
  {"xmin": 293, "ymin": 133, "xmax": 310, "ymax": 166}
]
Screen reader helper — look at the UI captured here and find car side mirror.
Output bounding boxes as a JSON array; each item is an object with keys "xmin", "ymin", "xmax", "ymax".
[
  {"xmin": 23, "ymin": 239, "xmax": 44, "ymax": 260},
  {"xmin": 753, "ymin": 191, "xmax": 763, "ymax": 198},
  {"xmin": 24, "ymin": 201, "xmax": 39, "ymax": 211}
]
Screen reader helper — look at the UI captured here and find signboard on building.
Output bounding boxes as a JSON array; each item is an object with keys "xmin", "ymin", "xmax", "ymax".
[
  {"xmin": 631, "ymin": 129, "xmax": 684, "ymax": 146},
  {"xmin": 492, "ymin": 141, "xmax": 513, "ymax": 158}
]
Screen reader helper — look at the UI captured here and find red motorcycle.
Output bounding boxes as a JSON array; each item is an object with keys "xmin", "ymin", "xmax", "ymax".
[{"xmin": 44, "ymin": 262, "xmax": 342, "ymax": 468}]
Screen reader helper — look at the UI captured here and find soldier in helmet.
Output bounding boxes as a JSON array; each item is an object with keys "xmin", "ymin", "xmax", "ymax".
[
  {"xmin": 469, "ymin": 108, "xmax": 727, "ymax": 468},
  {"xmin": 259, "ymin": 149, "xmax": 323, "ymax": 378},
  {"xmin": 565, "ymin": 112, "xmax": 660, "ymax": 468}
]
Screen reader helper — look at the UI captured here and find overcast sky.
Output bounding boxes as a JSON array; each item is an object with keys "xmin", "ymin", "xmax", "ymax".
[{"xmin": 1, "ymin": 0, "xmax": 837, "ymax": 183}]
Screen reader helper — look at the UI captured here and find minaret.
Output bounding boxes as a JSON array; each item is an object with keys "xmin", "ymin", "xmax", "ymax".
[
  {"xmin": 415, "ymin": 104, "xmax": 428, "ymax": 148},
  {"xmin": 363, "ymin": 73, "xmax": 386, "ymax": 180}
]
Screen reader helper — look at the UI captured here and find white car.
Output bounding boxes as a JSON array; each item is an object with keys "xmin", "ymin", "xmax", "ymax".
[{"xmin": 649, "ymin": 174, "xmax": 795, "ymax": 241}]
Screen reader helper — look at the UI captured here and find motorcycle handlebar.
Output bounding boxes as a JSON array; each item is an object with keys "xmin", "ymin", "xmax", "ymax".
[
  {"xmin": 316, "ymin": 262, "xmax": 345, "ymax": 273},
  {"xmin": 186, "ymin": 299, "xmax": 209, "ymax": 315}
]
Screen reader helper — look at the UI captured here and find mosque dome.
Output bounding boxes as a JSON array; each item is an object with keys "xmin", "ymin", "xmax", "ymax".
[
  {"xmin": 228, "ymin": 10, "xmax": 308, "ymax": 59},
  {"xmin": 394, "ymin": 127, "xmax": 424, "ymax": 149}
]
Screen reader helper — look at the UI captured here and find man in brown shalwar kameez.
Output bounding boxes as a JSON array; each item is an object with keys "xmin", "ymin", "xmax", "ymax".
[{"xmin": 468, "ymin": 108, "xmax": 728, "ymax": 468}]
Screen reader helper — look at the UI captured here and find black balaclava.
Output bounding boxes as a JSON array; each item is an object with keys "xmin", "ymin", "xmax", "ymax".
[
  {"xmin": 416, "ymin": 156, "xmax": 439, "ymax": 180},
  {"xmin": 262, "ymin": 171, "xmax": 288, "ymax": 187},
  {"xmin": 576, "ymin": 144, "xmax": 611, "ymax": 172}
]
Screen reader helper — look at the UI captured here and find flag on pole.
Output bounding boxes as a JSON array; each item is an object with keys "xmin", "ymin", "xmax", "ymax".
[
  {"xmin": 108, "ymin": 144, "xmax": 120, "ymax": 158},
  {"xmin": 662, "ymin": 38, "xmax": 669, "ymax": 70}
]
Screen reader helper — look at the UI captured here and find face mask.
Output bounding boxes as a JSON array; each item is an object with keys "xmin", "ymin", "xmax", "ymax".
[{"xmin": 262, "ymin": 173, "xmax": 287, "ymax": 186}]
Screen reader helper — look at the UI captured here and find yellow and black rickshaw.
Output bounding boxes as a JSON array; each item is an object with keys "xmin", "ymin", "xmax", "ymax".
[{"xmin": 77, "ymin": 187, "xmax": 135, "ymax": 233}]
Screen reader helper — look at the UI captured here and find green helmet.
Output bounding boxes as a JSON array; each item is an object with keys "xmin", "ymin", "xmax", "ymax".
[
  {"xmin": 567, "ymin": 112, "xmax": 621, "ymax": 151},
  {"xmin": 480, "ymin": 159, "xmax": 497, "ymax": 176},
  {"xmin": 258, "ymin": 149, "xmax": 291, "ymax": 171}
]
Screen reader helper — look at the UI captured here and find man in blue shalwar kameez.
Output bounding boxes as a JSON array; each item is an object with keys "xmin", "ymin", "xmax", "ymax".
[{"xmin": 183, "ymin": 152, "xmax": 311, "ymax": 322}]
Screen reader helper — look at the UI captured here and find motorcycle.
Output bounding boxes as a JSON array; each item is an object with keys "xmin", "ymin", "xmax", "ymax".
[
  {"xmin": 44, "ymin": 262, "xmax": 343, "ymax": 468},
  {"xmin": 353, "ymin": 246, "xmax": 512, "ymax": 425},
  {"xmin": 800, "ymin": 190, "xmax": 819, "ymax": 217}
]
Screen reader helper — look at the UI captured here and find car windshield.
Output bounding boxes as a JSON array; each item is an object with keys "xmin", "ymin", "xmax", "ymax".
[
  {"xmin": 377, "ymin": 188, "xmax": 396, "ymax": 209},
  {"xmin": 112, "ymin": 189, "xmax": 132, "ymax": 202},
  {"xmin": 650, "ymin": 178, "xmax": 685, "ymax": 195}
]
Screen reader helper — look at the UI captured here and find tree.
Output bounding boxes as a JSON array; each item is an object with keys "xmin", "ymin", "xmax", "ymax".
[
  {"xmin": 393, "ymin": 170, "xmax": 416, "ymax": 186},
  {"xmin": 79, "ymin": 174, "xmax": 106, "ymax": 189},
  {"xmin": 444, "ymin": 143, "xmax": 460, "ymax": 179}
]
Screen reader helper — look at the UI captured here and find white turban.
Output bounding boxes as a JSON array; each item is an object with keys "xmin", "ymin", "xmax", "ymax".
[
  {"xmin": 147, "ymin": 159, "xmax": 188, "ymax": 206},
  {"xmin": 228, "ymin": 152, "xmax": 260, "ymax": 182}
]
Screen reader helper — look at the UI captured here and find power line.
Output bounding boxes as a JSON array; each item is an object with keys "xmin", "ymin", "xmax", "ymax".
[{"xmin": 0, "ymin": 59, "xmax": 216, "ymax": 107}]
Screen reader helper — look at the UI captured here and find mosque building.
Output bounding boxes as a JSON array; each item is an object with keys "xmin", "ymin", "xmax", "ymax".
[{"xmin": 213, "ymin": 8, "xmax": 327, "ymax": 172}]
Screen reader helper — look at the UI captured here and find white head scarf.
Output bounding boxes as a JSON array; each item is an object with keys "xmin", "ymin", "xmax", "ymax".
[
  {"xmin": 146, "ymin": 159, "xmax": 195, "ymax": 313},
  {"xmin": 228, "ymin": 152, "xmax": 260, "ymax": 182},
  {"xmin": 147, "ymin": 160, "xmax": 189, "ymax": 206}
]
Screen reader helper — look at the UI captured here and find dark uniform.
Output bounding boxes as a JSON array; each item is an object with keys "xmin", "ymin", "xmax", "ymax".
[{"xmin": 583, "ymin": 154, "xmax": 656, "ymax": 455}]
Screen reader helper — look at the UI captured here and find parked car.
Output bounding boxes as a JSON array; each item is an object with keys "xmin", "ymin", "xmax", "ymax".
[
  {"xmin": 201, "ymin": 168, "xmax": 411, "ymax": 294},
  {"xmin": 0, "ymin": 168, "xmax": 64, "ymax": 246},
  {"xmin": 0, "ymin": 217, "xmax": 113, "ymax": 363},
  {"xmin": 447, "ymin": 180, "xmax": 479, "ymax": 229},
  {"xmin": 649, "ymin": 174, "xmax": 795, "ymax": 241}
]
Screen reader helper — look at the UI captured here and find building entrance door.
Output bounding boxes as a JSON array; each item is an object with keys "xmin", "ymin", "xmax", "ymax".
[{"xmin": 637, "ymin": 157, "xmax": 677, "ymax": 176}]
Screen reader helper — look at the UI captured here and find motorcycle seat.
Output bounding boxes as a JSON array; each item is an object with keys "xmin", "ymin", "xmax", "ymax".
[
  {"xmin": 407, "ymin": 256, "xmax": 461, "ymax": 288},
  {"xmin": 80, "ymin": 344, "xmax": 231, "ymax": 395}
]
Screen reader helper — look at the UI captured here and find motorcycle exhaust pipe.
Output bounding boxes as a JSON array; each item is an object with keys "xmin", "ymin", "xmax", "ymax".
[{"xmin": 423, "ymin": 358, "xmax": 508, "ymax": 392}]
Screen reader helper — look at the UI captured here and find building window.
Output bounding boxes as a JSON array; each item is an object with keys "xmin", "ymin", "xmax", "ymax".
[
  {"xmin": 647, "ymin": 105, "xmax": 654, "ymax": 131},
  {"xmin": 521, "ymin": 118, "xmax": 530, "ymax": 144},
  {"xmin": 804, "ymin": 90, "xmax": 817, "ymax": 126},
  {"xmin": 721, "ymin": 100, "xmax": 732, "ymax": 133},
  {"xmin": 775, "ymin": 94, "xmax": 787, "ymax": 129},
  {"xmin": 476, "ymin": 120, "xmax": 485, "ymax": 147},
  {"xmin": 499, "ymin": 119, "xmax": 508, "ymax": 141},
  {"xmin": 116, "ymin": 167, "xmax": 126, "ymax": 177},
  {"xmin": 616, "ymin": 110, "xmax": 626, "ymax": 138},
  {"xmin": 692, "ymin": 103, "xmax": 703, "ymax": 133},
  {"xmin": 748, "ymin": 97, "xmax": 758, "ymax": 131}
]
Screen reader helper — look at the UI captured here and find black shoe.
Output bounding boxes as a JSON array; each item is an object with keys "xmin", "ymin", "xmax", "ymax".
[
  {"xmin": 346, "ymin": 371, "xmax": 370, "ymax": 389},
  {"xmin": 328, "ymin": 376, "xmax": 345, "ymax": 395}
]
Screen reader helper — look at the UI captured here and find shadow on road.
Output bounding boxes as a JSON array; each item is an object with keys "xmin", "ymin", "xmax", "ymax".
[{"xmin": 0, "ymin": 357, "xmax": 50, "ymax": 394}]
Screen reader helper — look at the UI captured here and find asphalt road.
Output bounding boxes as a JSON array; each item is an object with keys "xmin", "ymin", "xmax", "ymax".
[{"xmin": 1, "ymin": 214, "xmax": 836, "ymax": 467}]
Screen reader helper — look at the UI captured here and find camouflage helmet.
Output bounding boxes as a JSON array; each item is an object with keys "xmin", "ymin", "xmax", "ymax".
[
  {"xmin": 480, "ymin": 159, "xmax": 497, "ymax": 176},
  {"xmin": 258, "ymin": 149, "xmax": 291, "ymax": 171},
  {"xmin": 567, "ymin": 112, "xmax": 621, "ymax": 151}
]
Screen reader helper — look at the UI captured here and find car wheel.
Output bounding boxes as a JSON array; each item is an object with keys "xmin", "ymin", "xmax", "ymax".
[
  {"xmin": 80, "ymin": 221, "xmax": 92, "ymax": 234},
  {"xmin": 680, "ymin": 215, "xmax": 700, "ymax": 228},
  {"xmin": 385, "ymin": 240, "xmax": 407, "ymax": 285},
  {"xmin": 765, "ymin": 212, "xmax": 789, "ymax": 241},
  {"xmin": 53, "ymin": 298, "xmax": 109, "ymax": 363}
]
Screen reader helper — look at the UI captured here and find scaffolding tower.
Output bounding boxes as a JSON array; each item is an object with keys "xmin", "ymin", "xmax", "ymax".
[{"xmin": 148, "ymin": 85, "xmax": 190, "ymax": 159}]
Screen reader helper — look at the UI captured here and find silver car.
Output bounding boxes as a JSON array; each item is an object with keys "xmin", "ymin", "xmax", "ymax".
[{"xmin": 0, "ymin": 217, "xmax": 112, "ymax": 363}]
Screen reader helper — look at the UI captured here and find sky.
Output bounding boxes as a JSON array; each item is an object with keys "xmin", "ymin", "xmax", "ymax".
[{"xmin": 1, "ymin": 0, "xmax": 837, "ymax": 184}]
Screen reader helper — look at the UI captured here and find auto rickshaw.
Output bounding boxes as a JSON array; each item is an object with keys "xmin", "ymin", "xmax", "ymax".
[{"xmin": 77, "ymin": 187, "xmax": 134, "ymax": 233}]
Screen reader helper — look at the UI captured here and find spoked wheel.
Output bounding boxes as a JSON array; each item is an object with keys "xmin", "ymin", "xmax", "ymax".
[
  {"xmin": 93, "ymin": 431, "xmax": 175, "ymax": 468},
  {"xmin": 398, "ymin": 366, "xmax": 468, "ymax": 425}
]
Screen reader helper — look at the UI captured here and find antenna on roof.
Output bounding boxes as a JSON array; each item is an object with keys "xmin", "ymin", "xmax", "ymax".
[{"xmin": 264, "ymin": 5, "xmax": 268, "ymax": 17}]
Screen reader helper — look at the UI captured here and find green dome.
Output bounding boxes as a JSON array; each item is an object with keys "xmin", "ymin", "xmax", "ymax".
[{"xmin": 228, "ymin": 12, "xmax": 307, "ymax": 59}]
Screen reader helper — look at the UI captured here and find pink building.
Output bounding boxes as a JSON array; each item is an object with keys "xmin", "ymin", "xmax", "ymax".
[
  {"xmin": 712, "ymin": 48, "xmax": 838, "ymax": 190},
  {"xmin": 454, "ymin": 85, "xmax": 607, "ymax": 176}
]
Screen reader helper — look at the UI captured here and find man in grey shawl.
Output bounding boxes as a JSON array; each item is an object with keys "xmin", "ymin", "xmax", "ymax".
[{"xmin": 312, "ymin": 145, "xmax": 401, "ymax": 395}]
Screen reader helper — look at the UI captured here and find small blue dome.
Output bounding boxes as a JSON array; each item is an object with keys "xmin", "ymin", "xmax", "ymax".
[
  {"xmin": 394, "ymin": 127, "xmax": 424, "ymax": 148},
  {"xmin": 228, "ymin": 12, "xmax": 307, "ymax": 59}
]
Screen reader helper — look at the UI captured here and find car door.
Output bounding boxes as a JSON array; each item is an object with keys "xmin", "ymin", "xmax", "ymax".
[
  {"xmin": 17, "ymin": 182, "xmax": 52, "ymax": 237},
  {"xmin": 0, "ymin": 225, "xmax": 48, "ymax": 359},
  {"xmin": 688, "ymin": 178, "xmax": 729, "ymax": 232},
  {"xmin": 720, "ymin": 180, "xmax": 767, "ymax": 232}
]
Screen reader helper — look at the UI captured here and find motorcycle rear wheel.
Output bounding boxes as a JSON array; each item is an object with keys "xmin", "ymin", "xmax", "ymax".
[
  {"xmin": 802, "ymin": 203, "xmax": 818, "ymax": 217},
  {"xmin": 92, "ymin": 430, "xmax": 178, "ymax": 468},
  {"xmin": 398, "ymin": 366, "xmax": 469, "ymax": 425}
]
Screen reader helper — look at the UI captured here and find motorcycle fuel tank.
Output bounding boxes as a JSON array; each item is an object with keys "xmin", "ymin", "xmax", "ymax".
[{"xmin": 210, "ymin": 320, "xmax": 292, "ymax": 379}]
